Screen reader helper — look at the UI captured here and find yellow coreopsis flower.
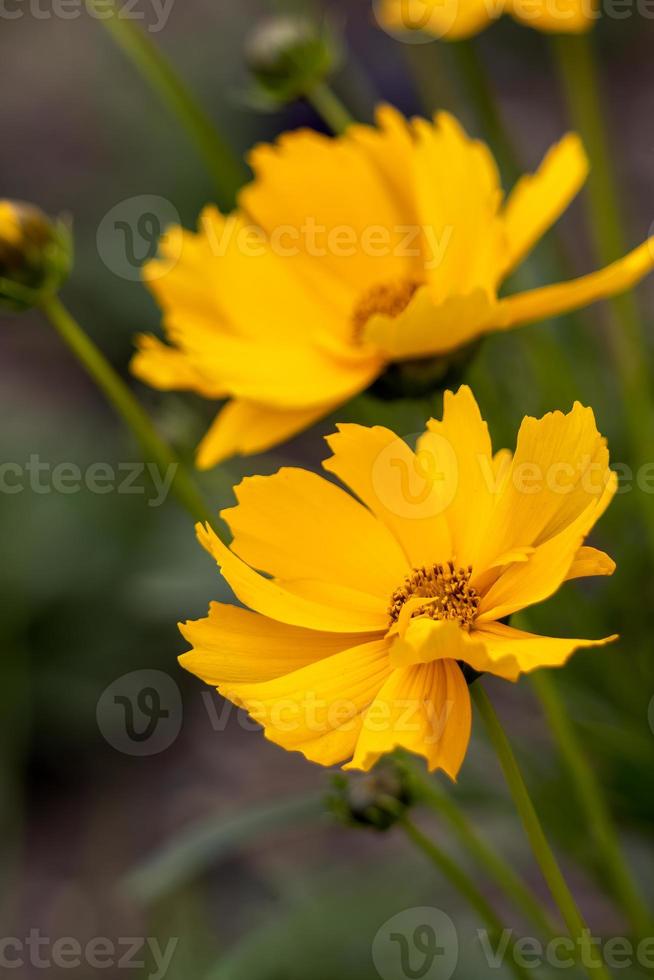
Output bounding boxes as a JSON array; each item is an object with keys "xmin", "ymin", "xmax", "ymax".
[
  {"xmin": 132, "ymin": 108, "xmax": 654, "ymax": 468},
  {"xmin": 378, "ymin": 0, "xmax": 595, "ymax": 39},
  {"xmin": 180, "ymin": 386, "xmax": 617, "ymax": 777},
  {"xmin": 0, "ymin": 201, "xmax": 23, "ymax": 245}
]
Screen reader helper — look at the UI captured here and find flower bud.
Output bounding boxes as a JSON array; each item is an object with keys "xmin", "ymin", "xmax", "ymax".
[
  {"xmin": 0, "ymin": 200, "xmax": 72, "ymax": 311},
  {"xmin": 328, "ymin": 760, "xmax": 414, "ymax": 832},
  {"xmin": 244, "ymin": 15, "xmax": 340, "ymax": 108}
]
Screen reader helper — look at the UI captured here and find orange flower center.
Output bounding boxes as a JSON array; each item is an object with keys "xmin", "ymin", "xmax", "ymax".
[
  {"xmin": 352, "ymin": 278, "xmax": 421, "ymax": 342},
  {"xmin": 388, "ymin": 562, "xmax": 480, "ymax": 630}
]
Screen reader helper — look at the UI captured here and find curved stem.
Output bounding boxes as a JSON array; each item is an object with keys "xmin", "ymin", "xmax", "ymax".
[
  {"xmin": 531, "ymin": 671, "xmax": 651, "ymax": 939},
  {"xmin": 305, "ymin": 81, "xmax": 355, "ymax": 135},
  {"xmin": 400, "ymin": 815, "xmax": 534, "ymax": 980},
  {"xmin": 39, "ymin": 294, "xmax": 215, "ymax": 529},
  {"xmin": 85, "ymin": 0, "xmax": 247, "ymax": 208},
  {"xmin": 404, "ymin": 762, "xmax": 559, "ymax": 939},
  {"xmin": 472, "ymin": 684, "xmax": 613, "ymax": 980}
]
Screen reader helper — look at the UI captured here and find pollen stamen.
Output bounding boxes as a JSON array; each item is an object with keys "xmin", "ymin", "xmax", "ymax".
[
  {"xmin": 389, "ymin": 562, "xmax": 480, "ymax": 631},
  {"xmin": 352, "ymin": 278, "xmax": 421, "ymax": 342}
]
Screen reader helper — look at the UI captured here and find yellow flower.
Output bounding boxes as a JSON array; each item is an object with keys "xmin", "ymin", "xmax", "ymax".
[
  {"xmin": 0, "ymin": 201, "xmax": 23, "ymax": 245},
  {"xmin": 378, "ymin": 0, "xmax": 595, "ymax": 39},
  {"xmin": 132, "ymin": 108, "xmax": 654, "ymax": 468},
  {"xmin": 180, "ymin": 386, "xmax": 617, "ymax": 777}
]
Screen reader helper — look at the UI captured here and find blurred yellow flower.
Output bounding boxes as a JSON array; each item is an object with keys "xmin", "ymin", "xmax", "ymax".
[
  {"xmin": 0, "ymin": 201, "xmax": 22, "ymax": 245},
  {"xmin": 132, "ymin": 108, "xmax": 654, "ymax": 468},
  {"xmin": 378, "ymin": 0, "xmax": 595, "ymax": 39},
  {"xmin": 0, "ymin": 199, "xmax": 72, "ymax": 311},
  {"xmin": 180, "ymin": 386, "xmax": 617, "ymax": 776}
]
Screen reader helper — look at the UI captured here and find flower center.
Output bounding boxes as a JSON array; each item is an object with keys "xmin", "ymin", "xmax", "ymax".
[
  {"xmin": 352, "ymin": 278, "xmax": 421, "ymax": 342},
  {"xmin": 388, "ymin": 562, "xmax": 480, "ymax": 631}
]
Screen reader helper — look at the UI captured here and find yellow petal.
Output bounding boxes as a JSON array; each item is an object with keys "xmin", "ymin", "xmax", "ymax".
[
  {"xmin": 390, "ymin": 617, "xmax": 487, "ymax": 668},
  {"xmin": 477, "ymin": 480, "xmax": 616, "ymax": 622},
  {"xmin": 348, "ymin": 105, "xmax": 418, "ymax": 226},
  {"xmin": 241, "ymin": 122, "xmax": 421, "ymax": 296},
  {"xmin": 501, "ymin": 134, "xmax": 589, "ymax": 276},
  {"xmin": 506, "ymin": 0, "xmax": 597, "ymax": 33},
  {"xmin": 379, "ymin": 0, "xmax": 495, "ymax": 39},
  {"xmin": 222, "ymin": 467, "xmax": 408, "ymax": 598},
  {"xmin": 346, "ymin": 660, "xmax": 471, "ymax": 779},
  {"xmin": 179, "ymin": 603, "xmax": 378, "ymax": 684},
  {"xmin": 221, "ymin": 638, "xmax": 393, "ymax": 767},
  {"xmin": 476, "ymin": 401, "xmax": 613, "ymax": 570},
  {"xmin": 413, "ymin": 113, "xmax": 504, "ymax": 301},
  {"xmin": 197, "ymin": 523, "xmax": 389, "ymax": 633},
  {"xmin": 418, "ymin": 385, "xmax": 495, "ymax": 569},
  {"xmin": 472, "ymin": 621, "xmax": 618, "ymax": 680},
  {"xmin": 496, "ymin": 239, "xmax": 654, "ymax": 330},
  {"xmin": 176, "ymin": 329, "xmax": 379, "ymax": 410},
  {"xmin": 131, "ymin": 334, "xmax": 227, "ymax": 398},
  {"xmin": 196, "ymin": 400, "xmax": 336, "ymax": 470},
  {"xmin": 146, "ymin": 208, "xmax": 341, "ymax": 347},
  {"xmin": 364, "ymin": 285, "xmax": 498, "ymax": 359},
  {"xmin": 393, "ymin": 616, "xmax": 517, "ymax": 681},
  {"xmin": 323, "ymin": 423, "xmax": 452, "ymax": 567},
  {"xmin": 565, "ymin": 545, "xmax": 616, "ymax": 581}
]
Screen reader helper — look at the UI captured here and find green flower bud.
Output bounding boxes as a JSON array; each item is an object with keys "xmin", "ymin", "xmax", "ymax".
[
  {"xmin": 328, "ymin": 760, "xmax": 414, "ymax": 832},
  {"xmin": 0, "ymin": 200, "xmax": 72, "ymax": 311},
  {"xmin": 245, "ymin": 15, "xmax": 340, "ymax": 108}
]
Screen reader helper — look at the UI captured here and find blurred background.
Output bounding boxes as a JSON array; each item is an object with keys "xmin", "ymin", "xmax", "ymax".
[{"xmin": 1, "ymin": 1, "xmax": 654, "ymax": 977}]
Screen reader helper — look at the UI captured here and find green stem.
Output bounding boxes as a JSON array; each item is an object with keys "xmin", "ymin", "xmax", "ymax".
[
  {"xmin": 305, "ymin": 81, "xmax": 354, "ymax": 135},
  {"xmin": 39, "ymin": 294, "xmax": 214, "ymax": 528},
  {"xmin": 472, "ymin": 684, "xmax": 613, "ymax": 980},
  {"xmin": 404, "ymin": 42, "xmax": 464, "ymax": 119},
  {"xmin": 531, "ymin": 671, "xmax": 651, "ymax": 939},
  {"xmin": 404, "ymin": 762, "xmax": 559, "ymax": 938},
  {"xmin": 451, "ymin": 39, "xmax": 522, "ymax": 185},
  {"xmin": 400, "ymin": 816, "xmax": 534, "ymax": 980},
  {"xmin": 551, "ymin": 33, "xmax": 654, "ymax": 548},
  {"xmin": 85, "ymin": 0, "xmax": 247, "ymax": 207}
]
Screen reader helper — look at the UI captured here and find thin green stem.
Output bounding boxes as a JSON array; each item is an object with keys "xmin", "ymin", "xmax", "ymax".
[
  {"xmin": 551, "ymin": 33, "xmax": 654, "ymax": 549},
  {"xmin": 400, "ymin": 816, "xmax": 534, "ymax": 980},
  {"xmin": 85, "ymin": 0, "xmax": 247, "ymax": 207},
  {"xmin": 451, "ymin": 39, "xmax": 522, "ymax": 185},
  {"xmin": 404, "ymin": 42, "xmax": 464, "ymax": 119},
  {"xmin": 531, "ymin": 671, "xmax": 651, "ymax": 939},
  {"xmin": 39, "ymin": 294, "xmax": 214, "ymax": 529},
  {"xmin": 472, "ymin": 684, "xmax": 613, "ymax": 980},
  {"xmin": 404, "ymin": 762, "xmax": 559, "ymax": 939},
  {"xmin": 305, "ymin": 81, "xmax": 354, "ymax": 135}
]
